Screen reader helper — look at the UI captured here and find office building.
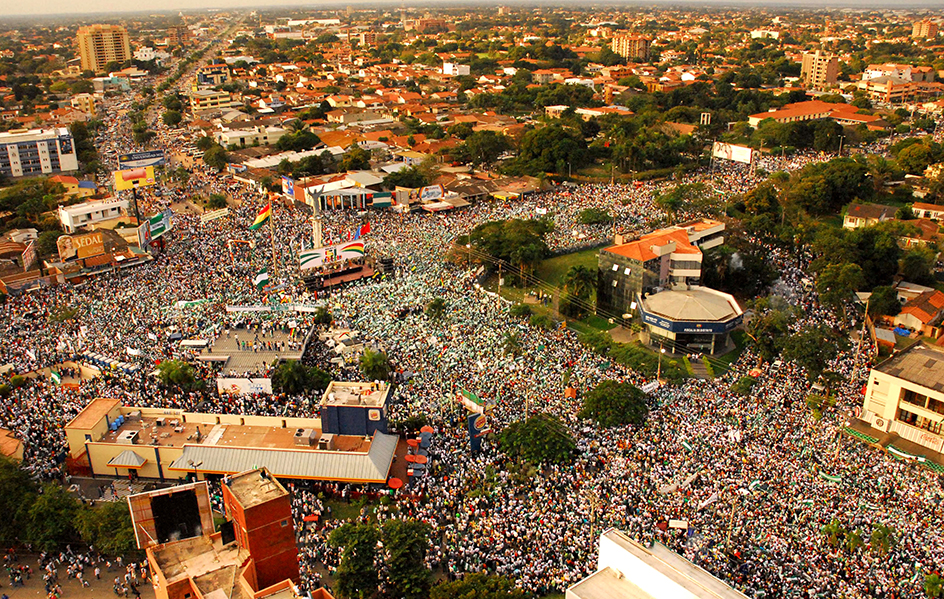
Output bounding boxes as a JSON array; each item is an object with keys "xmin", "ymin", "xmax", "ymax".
[
  {"xmin": 76, "ymin": 24, "xmax": 131, "ymax": 74},
  {"xmin": 597, "ymin": 219, "xmax": 724, "ymax": 315},
  {"xmin": 190, "ymin": 89, "xmax": 235, "ymax": 111},
  {"xmin": 610, "ymin": 35, "xmax": 652, "ymax": 61},
  {"xmin": 58, "ymin": 197, "xmax": 130, "ymax": 232},
  {"xmin": 637, "ymin": 286, "xmax": 743, "ymax": 354},
  {"xmin": 800, "ymin": 50, "xmax": 839, "ymax": 88},
  {"xmin": 0, "ymin": 127, "xmax": 79, "ymax": 178},
  {"xmin": 196, "ymin": 63, "xmax": 230, "ymax": 87},
  {"xmin": 70, "ymin": 93, "xmax": 96, "ymax": 116},
  {"xmin": 139, "ymin": 468, "xmax": 310, "ymax": 599},
  {"xmin": 567, "ymin": 529, "xmax": 749, "ymax": 599},
  {"xmin": 167, "ymin": 25, "xmax": 191, "ymax": 46},
  {"xmin": 912, "ymin": 19, "xmax": 939, "ymax": 40},
  {"xmin": 860, "ymin": 342, "xmax": 944, "ymax": 457}
]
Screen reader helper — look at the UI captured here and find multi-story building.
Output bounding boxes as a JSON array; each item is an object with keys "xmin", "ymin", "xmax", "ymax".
[
  {"xmin": 912, "ymin": 19, "xmax": 939, "ymax": 40},
  {"xmin": 442, "ymin": 62, "xmax": 471, "ymax": 77},
  {"xmin": 800, "ymin": 50, "xmax": 839, "ymax": 88},
  {"xmin": 610, "ymin": 35, "xmax": 652, "ymax": 61},
  {"xmin": 58, "ymin": 198, "xmax": 129, "ymax": 232},
  {"xmin": 0, "ymin": 128, "xmax": 79, "ymax": 178},
  {"xmin": 860, "ymin": 342, "xmax": 944, "ymax": 457},
  {"xmin": 196, "ymin": 63, "xmax": 230, "ymax": 87},
  {"xmin": 189, "ymin": 89, "xmax": 234, "ymax": 111},
  {"xmin": 70, "ymin": 93, "xmax": 96, "ymax": 116},
  {"xmin": 76, "ymin": 24, "xmax": 131, "ymax": 74},
  {"xmin": 167, "ymin": 25, "xmax": 191, "ymax": 45},
  {"xmin": 215, "ymin": 125, "xmax": 287, "ymax": 148},
  {"xmin": 597, "ymin": 219, "xmax": 724, "ymax": 316}
]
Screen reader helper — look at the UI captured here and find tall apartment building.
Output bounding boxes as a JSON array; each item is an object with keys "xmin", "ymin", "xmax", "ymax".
[
  {"xmin": 167, "ymin": 25, "xmax": 191, "ymax": 45},
  {"xmin": 610, "ymin": 35, "xmax": 652, "ymax": 62},
  {"xmin": 912, "ymin": 19, "xmax": 939, "ymax": 40},
  {"xmin": 0, "ymin": 128, "xmax": 79, "ymax": 178},
  {"xmin": 76, "ymin": 24, "xmax": 131, "ymax": 74},
  {"xmin": 800, "ymin": 50, "xmax": 839, "ymax": 88}
]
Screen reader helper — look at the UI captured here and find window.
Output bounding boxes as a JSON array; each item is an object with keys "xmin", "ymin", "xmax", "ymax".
[
  {"xmin": 280, "ymin": 519, "xmax": 289, "ymax": 527},
  {"xmin": 611, "ymin": 264, "xmax": 618, "ymax": 271},
  {"xmin": 611, "ymin": 280, "xmax": 618, "ymax": 287},
  {"xmin": 624, "ymin": 268, "xmax": 631, "ymax": 275}
]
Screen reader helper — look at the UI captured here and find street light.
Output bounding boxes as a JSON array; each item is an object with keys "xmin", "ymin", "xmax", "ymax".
[{"xmin": 656, "ymin": 343, "xmax": 666, "ymax": 381}]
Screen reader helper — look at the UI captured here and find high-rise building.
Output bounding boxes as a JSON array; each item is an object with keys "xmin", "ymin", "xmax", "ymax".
[
  {"xmin": 0, "ymin": 128, "xmax": 79, "ymax": 178},
  {"xmin": 800, "ymin": 50, "xmax": 839, "ymax": 88},
  {"xmin": 76, "ymin": 24, "xmax": 131, "ymax": 74},
  {"xmin": 610, "ymin": 35, "xmax": 652, "ymax": 61},
  {"xmin": 167, "ymin": 25, "xmax": 191, "ymax": 45},
  {"xmin": 912, "ymin": 19, "xmax": 939, "ymax": 40}
]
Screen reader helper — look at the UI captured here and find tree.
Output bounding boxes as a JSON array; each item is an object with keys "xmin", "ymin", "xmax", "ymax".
[
  {"xmin": 561, "ymin": 265, "xmax": 596, "ymax": 318},
  {"xmin": 897, "ymin": 143, "xmax": 933, "ymax": 175},
  {"xmin": 578, "ymin": 208, "xmax": 612, "ymax": 225},
  {"xmin": 313, "ymin": 307, "xmax": 332, "ymax": 325},
  {"xmin": 870, "ymin": 523, "xmax": 897, "ymax": 556},
  {"xmin": 382, "ymin": 519, "xmax": 432, "ymax": 599},
  {"xmin": 26, "ymin": 483, "xmax": 80, "ymax": 552},
  {"xmin": 0, "ymin": 457, "xmax": 37, "ymax": 547},
  {"xmin": 339, "ymin": 145, "xmax": 371, "ymax": 171},
  {"xmin": 816, "ymin": 263, "xmax": 865, "ymax": 312},
  {"xmin": 196, "ymin": 135, "xmax": 216, "ymax": 151},
  {"xmin": 868, "ymin": 286, "xmax": 901, "ymax": 317},
  {"xmin": 462, "ymin": 130, "xmax": 510, "ymax": 167},
  {"xmin": 925, "ymin": 573, "xmax": 944, "ymax": 599},
  {"xmin": 203, "ymin": 145, "xmax": 228, "ymax": 171},
  {"xmin": 75, "ymin": 501, "xmax": 136, "ymax": 556},
  {"xmin": 731, "ymin": 376, "xmax": 757, "ymax": 396},
  {"xmin": 360, "ymin": 348, "xmax": 391, "ymax": 381},
  {"xmin": 900, "ymin": 246, "xmax": 936, "ymax": 284},
  {"xmin": 276, "ymin": 130, "xmax": 321, "ymax": 152},
  {"xmin": 156, "ymin": 360, "xmax": 199, "ymax": 391},
  {"xmin": 206, "ymin": 193, "xmax": 228, "ymax": 209},
  {"xmin": 746, "ymin": 300, "xmax": 791, "ymax": 360},
  {"xmin": 162, "ymin": 110, "xmax": 182, "ymax": 127},
  {"xmin": 330, "ymin": 522, "xmax": 381, "ymax": 599},
  {"xmin": 426, "ymin": 297, "xmax": 447, "ymax": 321},
  {"xmin": 579, "ymin": 380, "xmax": 648, "ymax": 427},
  {"xmin": 782, "ymin": 325, "xmax": 843, "ymax": 381},
  {"xmin": 503, "ymin": 330, "xmax": 523, "ymax": 358},
  {"xmin": 271, "ymin": 360, "xmax": 330, "ymax": 395},
  {"xmin": 430, "ymin": 573, "xmax": 529, "ymax": 599},
  {"xmin": 512, "ymin": 124, "xmax": 588, "ymax": 176},
  {"xmin": 469, "ymin": 219, "xmax": 550, "ymax": 276},
  {"xmin": 822, "ymin": 518, "xmax": 847, "ymax": 549},
  {"xmin": 382, "ymin": 166, "xmax": 429, "ymax": 190},
  {"xmin": 499, "ymin": 413, "xmax": 576, "ymax": 464}
]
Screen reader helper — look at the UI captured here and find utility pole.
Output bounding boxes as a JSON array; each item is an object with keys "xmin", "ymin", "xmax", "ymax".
[
  {"xmin": 725, "ymin": 494, "xmax": 740, "ymax": 554},
  {"xmin": 270, "ymin": 199, "xmax": 277, "ymax": 277},
  {"xmin": 838, "ymin": 135, "xmax": 844, "ymax": 157},
  {"xmin": 656, "ymin": 342, "xmax": 665, "ymax": 380},
  {"xmin": 498, "ymin": 261, "xmax": 503, "ymax": 297},
  {"xmin": 852, "ymin": 298, "xmax": 870, "ymax": 380}
]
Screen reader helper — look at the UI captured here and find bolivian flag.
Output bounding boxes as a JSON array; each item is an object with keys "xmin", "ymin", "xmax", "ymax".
[{"xmin": 249, "ymin": 204, "xmax": 271, "ymax": 230}]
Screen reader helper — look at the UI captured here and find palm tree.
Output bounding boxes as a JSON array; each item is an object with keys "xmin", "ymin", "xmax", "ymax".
[
  {"xmin": 503, "ymin": 331, "xmax": 523, "ymax": 358},
  {"xmin": 870, "ymin": 523, "xmax": 897, "ymax": 556},
  {"xmin": 868, "ymin": 155, "xmax": 896, "ymax": 193},
  {"xmin": 426, "ymin": 298, "xmax": 447, "ymax": 321},
  {"xmin": 272, "ymin": 360, "xmax": 311, "ymax": 395},
  {"xmin": 822, "ymin": 519, "xmax": 846, "ymax": 548},
  {"xmin": 289, "ymin": 118, "xmax": 308, "ymax": 132},
  {"xmin": 562, "ymin": 265, "xmax": 596, "ymax": 303},
  {"xmin": 360, "ymin": 348, "xmax": 391, "ymax": 381}
]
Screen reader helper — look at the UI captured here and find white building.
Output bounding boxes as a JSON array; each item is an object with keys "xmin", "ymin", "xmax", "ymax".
[
  {"xmin": 0, "ymin": 127, "xmax": 79, "ymax": 178},
  {"xmin": 133, "ymin": 47, "xmax": 171, "ymax": 64},
  {"xmin": 442, "ymin": 62, "xmax": 471, "ymax": 77},
  {"xmin": 567, "ymin": 529, "xmax": 749, "ymax": 599},
  {"xmin": 58, "ymin": 197, "xmax": 129, "ymax": 233},
  {"xmin": 750, "ymin": 29, "xmax": 780, "ymax": 39},
  {"xmin": 215, "ymin": 125, "xmax": 287, "ymax": 148},
  {"xmin": 861, "ymin": 342, "xmax": 944, "ymax": 456}
]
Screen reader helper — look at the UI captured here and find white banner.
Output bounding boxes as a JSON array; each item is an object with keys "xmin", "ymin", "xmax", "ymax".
[
  {"xmin": 299, "ymin": 240, "xmax": 366, "ymax": 271},
  {"xmin": 217, "ymin": 377, "xmax": 273, "ymax": 395},
  {"xmin": 712, "ymin": 142, "xmax": 753, "ymax": 164},
  {"xmin": 201, "ymin": 207, "xmax": 230, "ymax": 223}
]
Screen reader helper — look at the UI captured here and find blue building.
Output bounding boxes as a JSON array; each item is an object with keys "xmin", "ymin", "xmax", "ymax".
[
  {"xmin": 320, "ymin": 381, "xmax": 390, "ymax": 436},
  {"xmin": 0, "ymin": 127, "xmax": 79, "ymax": 178}
]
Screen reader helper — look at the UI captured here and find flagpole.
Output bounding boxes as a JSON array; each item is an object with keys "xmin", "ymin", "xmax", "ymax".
[{"xmin": 270, "ymin": 197, "xmax": 277, "ymax": 278}]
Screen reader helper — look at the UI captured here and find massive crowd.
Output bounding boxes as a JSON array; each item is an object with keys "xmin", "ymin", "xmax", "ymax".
[{"xmin": 1, "ymin": 52, "xmax": 942, "ymax": 599}]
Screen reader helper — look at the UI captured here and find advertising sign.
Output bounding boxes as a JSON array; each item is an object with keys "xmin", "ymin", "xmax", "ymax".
[
  {"xmin": 115, "ymin": 166, "xmax": 156, "ymax": 191},
  {"xmin": 281, "ymin": 176, "xmax": 295, "ymax": 199},
  {"xmin": 57, "ymin": 231, "xmax": 104, "ymax": 262},
  {"xmin": 200, "ymin": 207, "xmax": 230, "ymax": 224},
  {"xmin": 419, "ymin": 184, "xmax": 444, "ymax": 202},
  {"xmin": 149, "ymin": 209, "xmax": 173, "ymax": 239},
  {"xmin": 640, "ymin": 310, "xmax": 742, "ymax": 334},
  {"xmin": 217, "ymin": 377, "xmax": 273, "ymax": 396},
  {"xmin": 118, "ymin": 150, "xmax": 166, "ymax": 169},
  {"xmin": 711, "ymin": 142, "xmax": 753, "ymax": 165},
  {"xmin": 299, "ymin": 240, "xmax": 366, "ymax": 271},
  {"xmin": 21, "ymin": 240, "xmax": 36, "ymax": 272},
  {"xmin": 136, "ymin": 222, "xmax": 152, "ymax": 250}
]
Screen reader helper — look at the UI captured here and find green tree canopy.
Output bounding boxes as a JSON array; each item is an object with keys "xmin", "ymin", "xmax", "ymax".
[
  {"xmin": 430, "ymin": 573, "xmax": 530, "ymax": 599},
  {"xmin": 579, "ymin": 380, "xmax": 649, "ymax": 427},
  {"xmin": 360, "ymin": 348, "xmax": 392, "ymax": 381},
  {"xmin": 271, "ymin": 360, "xmax": 331, "ymax": 395},
  {"xmin": 782, "ymin": 325, "xmax": 844, "ymax": 381},
  {"xmin": 468, "ymin": 218, "xmax": 550, "ymax": 275},
  {"xmin": 382, "ymin": 519, "xmax": 432, "ymax": 599},
  {"xmin": 499, "ymin": 413, "xmax": 576, "ymax": 464},
  {"xmin": 382, "ymin": 166, "xmax": 429, "ymax": 190},
  {"xmin": 329, "ymin": 522, "xmax": 381, "ymax": 599},
  {"xmin": 75, "ymin": 501, "xmax": 136, "ymax": 556}
]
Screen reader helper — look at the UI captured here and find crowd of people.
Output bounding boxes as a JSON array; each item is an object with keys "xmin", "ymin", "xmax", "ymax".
[{"xmin": 1, "ymin": 46, "xmax": 943, "ymax": 599}]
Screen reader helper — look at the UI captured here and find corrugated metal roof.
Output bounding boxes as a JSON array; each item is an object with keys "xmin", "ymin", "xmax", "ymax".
[
  {"xmin": 107, "ymin": 449, "xmax": 147, "ymax": 468},
  {"xmin": 168, "ymin": 432, "xmax": 397, "ymax": 483}
]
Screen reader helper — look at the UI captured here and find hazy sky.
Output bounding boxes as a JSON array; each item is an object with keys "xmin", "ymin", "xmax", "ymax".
[{"xmin": 0, "ymin": 0, "xmax": 939, "ymax": 19}]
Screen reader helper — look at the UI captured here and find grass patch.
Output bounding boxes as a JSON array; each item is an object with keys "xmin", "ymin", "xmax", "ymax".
[
  {"xmin": 535, "ymin": 248, "xmax": 600, "ymax": 288},
  {"xmin": 324, "ymin": 498, "xmax": 374, "ymax": 522},
  {"xmin": 682, "ymin": 356, "xmax": 694, "ymax": 376},
  {"xmin": 710, "ymin": 329, "xmax": 748, "ymax": 375}
]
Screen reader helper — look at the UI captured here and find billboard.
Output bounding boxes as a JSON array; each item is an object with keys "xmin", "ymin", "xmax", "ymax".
[
  {"xmin": 21, "ymin": 240, "xmax": 36, "ymax": 272},
  {"xmin": 137, "ymin": 222, "xmax": 152, "ymax": 249},
  {"xmin": 149, "ymin": 209, "xmax": 173, "ymax": 239},
  {"xmin": 114, "ymin": 167, "xmax": 156, "ymax": 191},
  {"xmin": 127, "ymin": 481, "xmax": 213, "ymax": 549},
  {"xmin": 217, "ymin": 377, "xmax": 273, "ymax": 395},
  {"xmin": 299, "ymin": 240, "xmax": 366, "ymax": 271},
  {"xmin": 420, "ymin": 184, "xmax": 444, "ymax": 202},
  {"xmin": 712, "ymin": 142, "xmax": 753, "ymax": 165},
  {"xmin": 57, "ymin": 231, "xmax": 104, "ymax": 262},
  {"xmin": 200, "ymin": 207, "xmax": 229, "ymax": 224},
  {"xmin": 281, "ymin": 176, "xmax": 295, "ymax": 199},
  {"xmin": 118, "ymin": 150, "xmax": 166, "ymax": 169}
]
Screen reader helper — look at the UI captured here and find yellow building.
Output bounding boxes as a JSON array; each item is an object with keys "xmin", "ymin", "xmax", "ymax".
[
  {"xmin": 76, "ymin": 24, "xmax": 131, "ymax": 74},
  {"xmin": 190, "ymin": 89, "xmax": 234, "ymax": 111},
  {"xmin": 800, "ymin": 50, "xmax": 839, "ymax": 88},
  {"xmin": 610, "ymin": 35, "xmax": 651, "ymax": 62},
  {"xmin": 861, "ymin": 342, "xmax": 944, "ymax": 458},
  {"xmin": 70, "ymin": 93, "xmax": 96, "ymax": 116},
  {"xmin": 912, "ymin": 19, "xmax": 939, "ymax": 40}
]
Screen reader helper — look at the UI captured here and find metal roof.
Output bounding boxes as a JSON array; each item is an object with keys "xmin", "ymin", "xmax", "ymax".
[
  {"xmin": 107, "ymin": 449, "xmax": 148, "ymax": 468},
  {"xmin": 168, "ymin": 431, "xmax": 398, "ymax": 483},
  {"xmin": 875, "ymin": 342, "xmax": 944, "ymax": 393},
  {"xmin": 641, "ymin": 287, "xmax": 742, "ymax": 323}
]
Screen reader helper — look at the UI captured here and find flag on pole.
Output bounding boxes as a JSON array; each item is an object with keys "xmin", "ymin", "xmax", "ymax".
[
  {"xmin": 50, "ymin": 371, "xmax": 61, "ymax": 385},
  {"xmin": 249, "ymin": 204, "xmax": 271, "ymax": 230},
  {"xmin": 253, "ymin": 268, "xmax": 269, "ymax": 291},
  {"xmin": 359, "ymin": 222, "xmax": 371, "ymax": 236}
]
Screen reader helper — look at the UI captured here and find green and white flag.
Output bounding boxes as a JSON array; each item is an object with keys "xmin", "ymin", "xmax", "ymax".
[
  {"xmin": 680, "ymin": 439, "xmax": 694, "ymax": 452},
  {"xmin": 457, "ymin": 389, "xmax": 492, "ymax": 414},
  {"xmin": 253, "ymin": 268, "xmax": 270, "ymax": 291},
  {"xmin": 50, "ymin": 371, "xmax": 61, "ymax": 384}
]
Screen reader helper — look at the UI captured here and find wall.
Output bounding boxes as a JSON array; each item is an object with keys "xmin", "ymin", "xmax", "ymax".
[{"xmin": 85, "ymin": 442, "xmax": 185, "ymax": 480}]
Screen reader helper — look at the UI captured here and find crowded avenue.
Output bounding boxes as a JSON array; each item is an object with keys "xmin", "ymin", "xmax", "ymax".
[{"xmin": 2, "ymin": 44, "xmax": 944, "ymax": 599}]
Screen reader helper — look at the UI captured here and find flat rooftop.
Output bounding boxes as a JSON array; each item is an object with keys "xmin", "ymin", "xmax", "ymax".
[
  {"xmin": 641, "ymin": 287, "xmax": 742, "ymax": 323},
  {"xmin": 151, "ymin": 534, "xmax": 248, "ymax": 586},
  {"xmin": 226, "ymin": 468, "xmax": 289, "ymax": 510},
  {"xmin": 65, "ymin": 397, "xmax": 120, "ymax": 430},
  {"xmin": 198, "ymin": 328, "xmax": 308, "ymax": 375},
  {"xmin": 323, "ymin": 381, "xmax": 390, "ymax": 408},
  {"xmin": 874, "ymin": 342, "xmax": 944, "ymax": 393},
  {"xmin": 103, "ymin": 414, "xmax": 371, "ymax": 453}
]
